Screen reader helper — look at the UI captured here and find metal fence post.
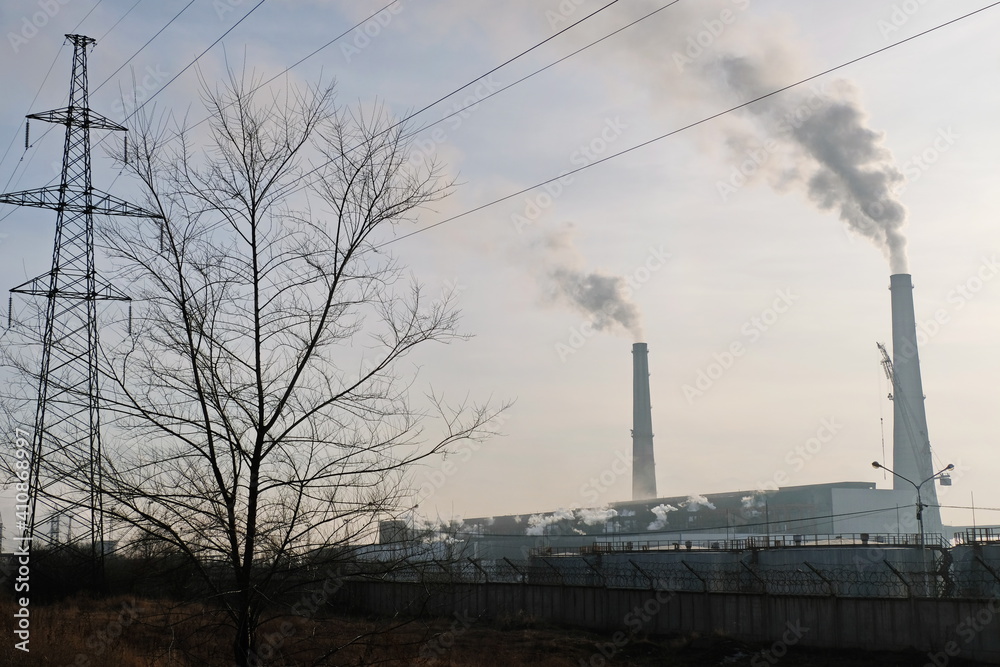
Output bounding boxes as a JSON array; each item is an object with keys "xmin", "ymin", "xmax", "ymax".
[{"xmin": 803, "ymin": 561, "xmax": 836, "ymax": 597}]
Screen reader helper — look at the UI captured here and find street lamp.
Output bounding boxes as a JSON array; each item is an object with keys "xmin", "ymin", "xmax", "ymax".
[
  {"xmin": 871, "ymin": 461, "xmax": 954, "ymax": 546},
  {"xmin": 872, "ymin": 461, "xmax": 954, "ymax": 594}
]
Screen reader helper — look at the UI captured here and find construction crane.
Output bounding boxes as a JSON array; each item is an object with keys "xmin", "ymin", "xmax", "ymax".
[{"xmin": 877, "ymin": 342, "xmax": 894, "ymax": 401}]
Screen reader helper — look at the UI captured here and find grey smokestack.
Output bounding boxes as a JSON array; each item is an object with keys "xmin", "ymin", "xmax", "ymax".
[
  {"xmin": 632, "ymin": 343, "xmax": 657, "ymax": 500},
  {"xmin": 889, "ymin": 274, "xmax": 941, "ymax": 535}
]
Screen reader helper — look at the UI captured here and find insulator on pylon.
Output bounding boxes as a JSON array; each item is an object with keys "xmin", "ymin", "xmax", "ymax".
[
  {"xmin": 124, "ymin": 134, "xmax": 128, "ymax": 166},
  {"xmin": 7, "ymin": 295, "xmax": 11, "ymax": 328},
  {"xmin": 127, "ymin": 302, "xmax": 132, "ymax": 336},
  {"xmin": 25, "ymin": 121, "xmax": 29, "ymax": 150}
]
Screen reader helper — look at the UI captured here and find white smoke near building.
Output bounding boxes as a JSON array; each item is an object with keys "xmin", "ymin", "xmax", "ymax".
[
  {"xmin": 578, "ymin": 507, "xmax": 619, "ymax": 526},
  {"xmin": 402, "ymin": 511, "xmax": 470, "ymax": 543},
  {"xmin": 525, "ymin": 508, "xmax": 577, "ymax": 536},
  {"xmin": 647, "ymin": 503, "xmax": 679, "ymax": 530},
  {"xmin": 741, "ymin": 493, "xmax": 765, "ymax": 518},
  {"xmin": 685, "ymin": 494, "xmax": 716, "ymax": 512}
]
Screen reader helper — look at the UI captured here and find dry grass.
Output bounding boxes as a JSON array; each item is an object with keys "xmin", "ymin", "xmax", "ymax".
[{"xmin": 0, "ymin": 595, "xmax": 966, "ymax": 666}]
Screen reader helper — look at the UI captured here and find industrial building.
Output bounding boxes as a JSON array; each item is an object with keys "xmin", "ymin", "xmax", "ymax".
[{"xmin": 380, "ymin": 273, "xmax": 956, "ymax": 558}]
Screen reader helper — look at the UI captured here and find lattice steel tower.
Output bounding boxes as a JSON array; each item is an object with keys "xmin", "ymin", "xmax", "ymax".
[{"xmin": 0, "ymin": 34, "xmax": 160, "ymax": 581}]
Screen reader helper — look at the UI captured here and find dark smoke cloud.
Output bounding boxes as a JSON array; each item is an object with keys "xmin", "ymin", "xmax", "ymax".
[
  {"xmin": 793, "ymin": 99, "xmax": 908, "ymax": 272},
  {"xmin": 549, "ymin": 267, "xmax": 643, "ymax": 338},
  {"xmin": 717, "ymin": 56, "xmax": 909, "ymax": 273},
  {"xmin": 531, "ymin": 224, "xmax": 645, "ymax": 340}
]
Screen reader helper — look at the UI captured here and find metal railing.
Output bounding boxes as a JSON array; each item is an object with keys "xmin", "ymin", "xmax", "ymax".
[
  {"xmin": 529, "ymin": 533, "xmax": 945, "ymax": 557},
  {"xmin": 953, "ymin": 527, "xmax": 1000, "ymax": 546}
]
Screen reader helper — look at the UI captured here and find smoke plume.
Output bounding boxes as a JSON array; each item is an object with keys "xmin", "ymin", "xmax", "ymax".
[
  {"xmin": 528, "ymin": 224, "xmax": 644, "ymax": 340},
  {"xmin": 549, "ymin": 267, "xmax": 643, "ymax": 338},
  {"xmin": 717, "ymin": 57, "xmax": 909, "ymax": 272},
  {"xmin": 567, "ymin": 1, "xmax": 912, "ymax": 273}
]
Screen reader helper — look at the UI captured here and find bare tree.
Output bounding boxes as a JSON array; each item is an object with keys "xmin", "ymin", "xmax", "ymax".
[{"xmin": 66, "ymin": 74, "xmax": 505, "ymax": 665}]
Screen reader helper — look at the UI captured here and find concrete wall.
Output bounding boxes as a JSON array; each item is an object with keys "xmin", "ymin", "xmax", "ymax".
[
  {"xmin": 336, "ymin": 580, "xmax": 1000, "ymax": 664},
  {"xmin": 952, "ymin": 544, "xmax": 1000, "ymax": 599}
]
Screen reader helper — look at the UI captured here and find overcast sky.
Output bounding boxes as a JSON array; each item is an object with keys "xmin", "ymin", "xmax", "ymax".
[{"xmin": 2, "ymin": 0, "xmax": 999, "ymax": 544}]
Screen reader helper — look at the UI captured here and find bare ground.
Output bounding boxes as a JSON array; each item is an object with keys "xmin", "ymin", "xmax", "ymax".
[{"xmin": 0, "ymin": 596, "xmax": 989, "ymax": 666}]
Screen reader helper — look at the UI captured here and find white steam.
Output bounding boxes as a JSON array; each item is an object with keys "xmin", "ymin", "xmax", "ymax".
[
  {"xmin": 647, "ymin": 503, "xmax": 679, "ymax": 530},
  {"xmin": 403, "ymin": 510, "xmax": 469, "ymax": 542},
  {"xmin": 684, "ymin": 494, "xmax": 716, "ymax": 512},
  {"xmin": 578, "ymin": 507, "xmax": 619, "ymax": 526},
  {"xmin": 525, "ymin": 507, "xmax": 576, "ymax": 536},
  {"xmin": 741, "ymin": 493, "xmax": 765, "ymax": 518},
  {"xmin": 524, "ymin": 506, "xmax": 619, "ymax": 535}
]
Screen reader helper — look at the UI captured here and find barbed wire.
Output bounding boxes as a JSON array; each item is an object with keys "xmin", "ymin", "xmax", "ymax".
[{"xmin": 346, "ymin": 553, "xmax": 1000, "ymax": 600}]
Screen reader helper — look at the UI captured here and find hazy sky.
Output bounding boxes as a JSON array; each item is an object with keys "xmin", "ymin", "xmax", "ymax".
[{"xmin": 1, "ymin": 0, "xmax": 999, "ymax": 544}]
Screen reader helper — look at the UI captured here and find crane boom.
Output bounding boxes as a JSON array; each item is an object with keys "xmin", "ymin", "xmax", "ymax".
[{"xmin": 877, "ymin": 342, "xmax": 894, "ymax": 400}]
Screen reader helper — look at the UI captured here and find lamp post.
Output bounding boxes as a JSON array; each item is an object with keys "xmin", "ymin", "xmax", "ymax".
[
  {"xmin": 871, "ymin": 461, "xmax": 954, "ymax": 545},
  {"xmin": 872, "ymin": 460, "xmax": 954, "ymax": 593}
]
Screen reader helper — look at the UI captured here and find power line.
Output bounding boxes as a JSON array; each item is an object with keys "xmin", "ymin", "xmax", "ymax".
[
  {"xmin": 72, "ymin": 0, "xmax": 105, "ymax": 30},
  {"xmin": 257, "ymin": 0, "xmax": 402, "ymax": 91},
  {"xmin": 105, "ymin": 0, "xmax": 405, "ymax": 165},
  {"xmin": 121, "ymin": 0, "xmax": 268, "ymax": 121},
  {"xmin": 399, "ymin": 0, "xmax": 682, "ymax": 166},
  {"xmin": 0, "ymin": 46, "xmax": 64, "ymax": 194},
  {"xmin": 92, "ymin": 0, "xmax": 197, "ymax": 94},
  {"xmin": 7, "ymin": 0, "xmax": 631, "ymax": 214},
  {"xmin": 385, "ymin": 0, "xmax": 623, "ymax": 148},
  {"xmin": 0, "ymin": 0, "xmax": 164, "ymax": 197},
  {"xmin": 0, "ymin": 1, "xmax": 268, "ymax": 225},
  {"xmin": 267, "ymin": 0, "xmax": 631, "ymax": 205},
  {"xmin": 100, "ymin": 0, "xmax": 631, "ymax": 208},
  {"xmin": 939, "ymin": 504, "xmax": 1000, "ymax": 513},
  {"xmin": 384, "ymin": 1, "xmax": 1000, "ymax": 247},
  {"xmin": 0, "ymin": 0, "xmax": 111, "ymax": 191},
  {"xmin": 97, "ymin": 0, "xmax": 145, "ymax": 43}
]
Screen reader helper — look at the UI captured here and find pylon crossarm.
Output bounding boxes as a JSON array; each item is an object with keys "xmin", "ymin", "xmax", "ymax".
[
  {"xmin": 11, "ymin": 273, "xmax": 130, "ymax": 301},
  {"xmin": 27, "ymin": 107, "xmax": 127, "ymax": 132},
  {"xmin": 0, "ymin": 186, "xmax": 161, "ymax": 218}
]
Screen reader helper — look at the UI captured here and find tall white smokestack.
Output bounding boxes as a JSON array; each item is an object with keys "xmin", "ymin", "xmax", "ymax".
[
  {"xmin": 889, "ymin": 274, "xmax": 942, "ymax": 535},
  {"xmin": 632, "ymin": 343, "xmax": 657, "ymax": 500}
]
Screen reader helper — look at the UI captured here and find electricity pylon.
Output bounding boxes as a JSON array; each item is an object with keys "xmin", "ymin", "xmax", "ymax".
[{"xmin": 0, "ymin": 34, "xmax": 161, "ymax": 587}]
